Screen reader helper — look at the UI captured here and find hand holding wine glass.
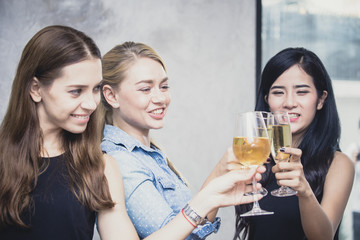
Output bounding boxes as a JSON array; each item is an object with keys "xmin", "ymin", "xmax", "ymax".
[
  {"xmin": 270, "ymin": 111, "xmax": 298, "ymax": 197},
  {"xmin": 233, "ymin": 111, "xmax": 273, "ymax": 216}
]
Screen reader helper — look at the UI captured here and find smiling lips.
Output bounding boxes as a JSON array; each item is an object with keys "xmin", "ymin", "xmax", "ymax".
[
  {"xmin": 288, "ymin": 112, "xmax": 300, "ymax": 122},
  {"xmin": 149, "ymin": 108, "xmax": 165, "ymax": 119},
  {"xmin": 71, "ymin": 114, "xmax": 90, "ymax": 123}
]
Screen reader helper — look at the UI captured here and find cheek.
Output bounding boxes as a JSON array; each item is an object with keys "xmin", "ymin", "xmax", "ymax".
[
  {"xmin": 166, "ymin": 93, "xmax": 171, "ymax": 106},
  {"xmin": 267, "ymin": 97, "xmax": 282, "ymax": 111},
  {"xmin": 303, "ymin": 96, "xmax": 318, "ymax": 112},
  {"xmin": 95, "ymin": 93, "xmax": 101, "ymax": 106}
]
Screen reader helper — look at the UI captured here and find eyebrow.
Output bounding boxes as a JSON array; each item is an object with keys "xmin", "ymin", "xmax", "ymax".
[
  {"xmin": 135, "ymin": 77, "xmax": 169, "ymax": 85},
  {"xmin": 294, "ymin": 84, "xmax": 311, "ymax": 88},
  {"xmin": 67, "ymin": 80, "xmax": 103, "ymax": 88},
  {"xmin": 270, "ymin": 84, "xmax": 311, "ymax": 90}
]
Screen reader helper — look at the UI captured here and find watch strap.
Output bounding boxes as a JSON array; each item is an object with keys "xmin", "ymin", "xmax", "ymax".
[{"xmin": 182, "ymin": 203, "xmax": 207, "ymax": 226}]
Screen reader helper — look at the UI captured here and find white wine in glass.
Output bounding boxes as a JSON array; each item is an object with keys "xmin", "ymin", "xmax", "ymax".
[
  {"xmin": 233, "ymin": 111, "xmax": 274, "ymax": 216},
  {"xmin": 271, "ymin": 124, "xmax": 291, "ymax": 161},
  {"xmin": 270, "ymin": 111, "xmax": 298, "ymax": 197},
  {"xmin": 242, "ymin": 111, "xmax": 273, "ymax": 197}
]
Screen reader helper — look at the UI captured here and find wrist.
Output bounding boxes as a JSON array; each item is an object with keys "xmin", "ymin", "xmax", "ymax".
[
  {"xmin": 182, "ymin": 203, "xmax": 208, "ymax": 226},
  {"xmin": 298, "ymin": 183, "xmax": 314, "ymax": 199},
  {"xmin": 190, "ymin": 187, "xmax": 217, "ymax": 217}
]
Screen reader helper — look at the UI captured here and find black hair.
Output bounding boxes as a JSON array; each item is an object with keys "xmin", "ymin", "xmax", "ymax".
[{"xmin": 234, "ymin": 47, "xmax": 341, "ymax": 239}]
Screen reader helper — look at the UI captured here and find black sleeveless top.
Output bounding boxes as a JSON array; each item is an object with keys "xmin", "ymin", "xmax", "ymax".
[
  {"xmin": 248, "ymin": 173, "xmax": 339, "ymax": 240},
  {"xmin": 0, "ymin": 155, "xmax": 95, "ymax": 240}
]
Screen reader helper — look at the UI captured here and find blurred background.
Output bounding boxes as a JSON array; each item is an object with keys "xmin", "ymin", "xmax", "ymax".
[{"xmin": 0, "ymin": 0, "xmax": 359, "ymax": 239}]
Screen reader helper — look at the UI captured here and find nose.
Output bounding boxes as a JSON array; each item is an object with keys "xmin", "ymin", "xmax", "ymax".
[
  {"xmin": 81, "ymin": 92, "xmax": 99, "ymax": 111},
  {"xmin": 283, "ymin": 93, "xmax": 297, "ymax": 109},
  {"xmin": 151, "ymin": 88, "xmax": 166, "ymax": 103}
]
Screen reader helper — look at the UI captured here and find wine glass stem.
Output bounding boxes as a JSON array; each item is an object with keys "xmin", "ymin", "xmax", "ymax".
[{"xmin": 251, "ymin": 176, "xmax": 261, "ymax": 211}]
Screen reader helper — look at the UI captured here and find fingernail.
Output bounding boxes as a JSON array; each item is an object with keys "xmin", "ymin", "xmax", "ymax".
[{"xmin": 280, "ymin": 147, "xmax": 285, "ymax": 152}]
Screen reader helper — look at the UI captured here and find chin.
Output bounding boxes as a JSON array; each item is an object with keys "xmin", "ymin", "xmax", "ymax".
[
  {"xmin": 66, "ymin": 126, "xmax": 87, "ymax": 134},
  {"xmin": 150, "ymin": 124, "xmax": 165, "ymax": 130}
]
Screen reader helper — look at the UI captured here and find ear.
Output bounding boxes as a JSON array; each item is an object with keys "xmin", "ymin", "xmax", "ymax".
[
  {"xmin": 317, "ymin": 90, "xmax": 328, "ymax": 110},
  {"xmin": 264, "ymin": 95, "xmax": 268, "ymax": 104},
  {"xmin": 102, "ymin": 84, "xmax": 120, "ymax": 109},
  {"xmin": 29, "ymin": 77, "xmax": 42, "ymax": 103}
]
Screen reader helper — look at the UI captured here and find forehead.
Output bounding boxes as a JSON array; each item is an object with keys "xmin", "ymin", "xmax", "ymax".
[
  {"xmin": 55, "ymin": 59, "xmax": 102, "ymax": 86},
  {"xmin": 124, "ymin": 57, "xmax": 166, "ymax": 82},
  {"xmin": 273, "ymin": 65, "xmax": 315, "ymax": 87}
]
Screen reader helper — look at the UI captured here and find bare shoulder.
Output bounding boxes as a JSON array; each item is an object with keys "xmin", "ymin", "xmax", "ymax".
[
  {"xmin": 102, "ymin": 153, "xmax": 123, "ymax": 180},
  {"xmin": 103, "ymin": 153, "xmax": 115, "ymax": 164},
  {"xmin": 330, "ymin": 151, "xmax": 355, "ymax": 172},
  {"xmin": 327, "ymin": 151, "xmax": 355, "ymax": 183},
  {"xmin": 103, "ymin": 153, "xmax": 119, "ymax": 168},
  {"xmin": 102, "ymin": 153, "xmax": 125, "ymax": 203}
]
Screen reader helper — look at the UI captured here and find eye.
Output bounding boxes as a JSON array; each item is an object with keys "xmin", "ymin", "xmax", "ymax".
[
  {"xmin": 297, "ymin": 90, "xmax": 309, "ymax": 95},
  {"xmin": 93, "ymin": 84, "xmax": 101, "ymax": 93},
  {"xmin": 161, "ymin": 84, "xmax": 170, "ymax": 91},
  {"xmin": 139, "ymin": 87, "xmax": 151, "ymax": 92},
  {"xmin": 69, "ymin": 89, "xmax": 82, "ymax": 96},
  {"xmin": 270, "ymin": 90, "xmax": 284, "ymax": 95}
]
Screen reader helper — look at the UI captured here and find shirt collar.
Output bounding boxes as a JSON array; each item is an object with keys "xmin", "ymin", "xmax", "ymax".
[{"xmin": 103, "ymin": 124, "xmax": 159, "ymax": 153}]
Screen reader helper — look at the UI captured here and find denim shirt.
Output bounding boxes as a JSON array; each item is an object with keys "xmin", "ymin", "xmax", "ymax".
[{"xmin": 101, "ymin": 125, "xmax": 221, "ymax": 239}]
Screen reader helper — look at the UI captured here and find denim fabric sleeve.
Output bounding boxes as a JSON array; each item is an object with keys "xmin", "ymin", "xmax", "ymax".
[
  {"xmin": 188, "ymin": 217, "xmax": 221, "ymax": 239},
  {"xmin": 127, "ymin": 179, "xmax": 221, "ymax": 240},
  {"xmin": 108, "ymin": 150, "xmax": 178, "ymax": 238},
  {"xmin": 108, "ymin": 149, "xmax": 221, "ymax": 239}
]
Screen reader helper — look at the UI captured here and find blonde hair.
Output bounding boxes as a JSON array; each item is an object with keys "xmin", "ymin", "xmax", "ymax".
[
  {"xmin": 101, "ymin": 41, "xmax": 166, "ymax": 125},
  {"xmin": 101, "ymin": 42, "xmax": 187, "ymax": 184}
]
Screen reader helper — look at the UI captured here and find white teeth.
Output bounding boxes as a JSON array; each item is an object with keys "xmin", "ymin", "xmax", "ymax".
[
  {"xmin": 152, "ymin": 109, "xmax": 163, "ymax": 115},
  {"xmin": 288, "ymin": 113, "xmax": 299, "ymax": 118},
  {"xmin": 72, "ymin": 115, "xmax": 89, "ymax": 119}
]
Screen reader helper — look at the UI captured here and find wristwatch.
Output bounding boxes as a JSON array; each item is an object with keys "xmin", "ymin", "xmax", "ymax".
[{"xmin": 183, "ymin": 203, "xmax": 207, "ymax": 225}]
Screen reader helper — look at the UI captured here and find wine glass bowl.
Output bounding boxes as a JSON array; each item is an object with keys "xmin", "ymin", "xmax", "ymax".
[
  {"xmin": 235, "ymin": 112, "xmax": 272, "ymax": 197},
  {"xmin": 233, "ymin": 137, "xmax": 271, "ymax": 167}
]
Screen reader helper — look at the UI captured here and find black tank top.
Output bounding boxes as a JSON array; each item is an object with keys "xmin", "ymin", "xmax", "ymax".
[
  {"xmin": 0, "ymin": 155, "xmax": 95, "ymax": 240},
  {"xmin": 248, "ymin": 173, "xmax": 339, "ymax": 240}
]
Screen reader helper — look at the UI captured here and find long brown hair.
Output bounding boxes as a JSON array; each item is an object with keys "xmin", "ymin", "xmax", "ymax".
[{"xmin": 0, "ymin": 25, "xmax": 114, "ymax": 228}]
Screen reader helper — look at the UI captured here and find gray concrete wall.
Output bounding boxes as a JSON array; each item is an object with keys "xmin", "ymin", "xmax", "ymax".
[{"xmin": 0, "ymin": 1, "xmax": 257, "ymax": 239}]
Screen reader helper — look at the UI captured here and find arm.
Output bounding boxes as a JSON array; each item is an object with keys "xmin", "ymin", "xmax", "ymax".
[
  {"xmin": 273, "ymin": 149, "xmax": 355, "ymax": 240},
  {"xmin": 145, "ymin": 168, "xmax": 265, "ymax": 240},
  {"xmin": 99, "ymin": 152, "xmax": 264, "ymax": 240},
  {"xmin": 112, "ymin": 150, "xmax": 232, "ymax": 239},
  {"xmin": 200, "ymin": 147, "xmax": 242, "ymax": 221},
  {"xmin": 97, "ymin": 154, "xmax": 139, "ymax": 240},
  {"xmin": 109, "ymin": 150, "xmax": 195, "ymax": 238}
]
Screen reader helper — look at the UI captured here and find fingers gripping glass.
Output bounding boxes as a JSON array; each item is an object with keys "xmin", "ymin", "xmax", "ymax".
[
  {"xmin": 270, "ymin": 111, "xmax": 298, "ymax": 197},
  {"xmin": 233, "ymin": 111, "xmax": 274, "ymax": 216}
]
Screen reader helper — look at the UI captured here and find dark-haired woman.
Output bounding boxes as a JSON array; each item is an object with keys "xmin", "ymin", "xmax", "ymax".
[{"xmin": 234, "ymin": 47, "xmax": 354, "ymax": 240}]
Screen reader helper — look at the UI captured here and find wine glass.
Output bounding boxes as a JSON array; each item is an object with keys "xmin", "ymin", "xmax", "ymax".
[
  {"xmin": 270, "ymin": 111, "xmax": 298, "ymax": 197},
  {"xmin": 233, "ymin": 111, "xmax": 274, "ymax": 216},
  {"xmin": 244, "ymin": 111, "xmax": 273, "ymax": 197}
]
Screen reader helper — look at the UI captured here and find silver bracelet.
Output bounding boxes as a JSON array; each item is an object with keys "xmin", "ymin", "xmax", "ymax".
[{"xmin": 182, "ymin": 203, "xmax": 207, "ymax": 225}]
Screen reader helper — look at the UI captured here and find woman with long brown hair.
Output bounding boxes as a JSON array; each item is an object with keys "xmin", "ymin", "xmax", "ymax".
[{"xmin": 0, "ymin": 25, "xmax": 118, "ymax": 239}]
